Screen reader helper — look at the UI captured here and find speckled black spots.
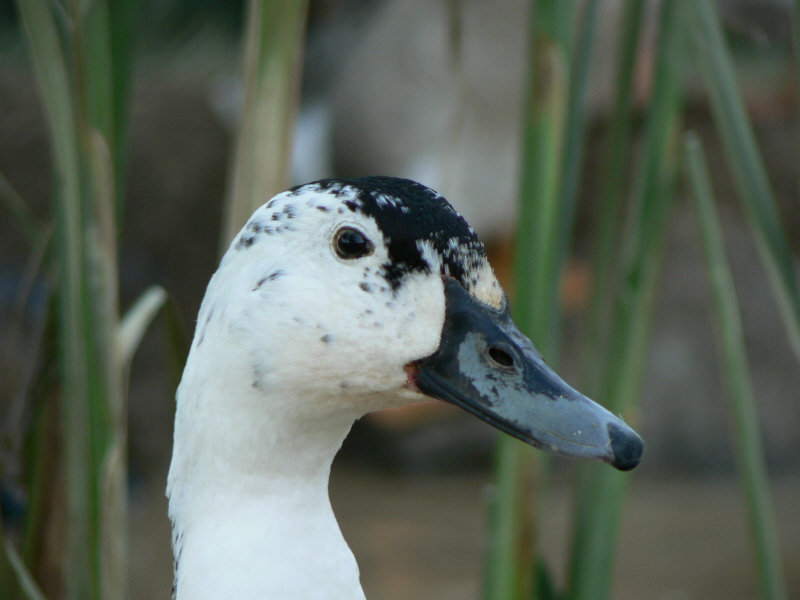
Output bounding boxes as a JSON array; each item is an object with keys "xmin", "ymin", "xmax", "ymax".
[
  {"xmin": 236, "ymin": 235, "xmax": 257, "ymax": 250},
  {"xmin": 196, "ymin": 306, "xmax": 214, "ymax": 346},
  {"xmin": 171, "ymin": 529, "xmax": 184, "ymax": 599},
  {"xmin": 271, "ymin": 224, "xmax": 297, "ymax": 235},
  {"xmin": 320, "ymin": 334, "xmax": 333, "ymax": 344},
  {"xmin": 292, "ymin": 176, "xmax": 490, "ymax": 293},
  {"xmin": 282, "ymin": 204, "xmax": 296, "ymax": 218},
  {"xmin": 379, "ymin": 263, "xmax": 406, "ymax": 291},
  {"xmin": 248, "ymin": 221, "xmax": 263, "ymax": 234},
  {"xmin": 271, "ymin": 212, "xmax": 281, "ymax": 221},
  {"xmin": 316, "ymin": 205, "xmax": 329, "ymax": 212},
  {"xmin": 365, "ymin": 309, "xmax": 373, "ymax": 314},
  {"xmin": 359, "ymin": 282, "xmax": 372, "ymax": 292},
  {"xmin": 251, "ymin": 362, "xmax": 268, "ymax": 390},
  {"xmin": 254, "ymin": 269, "xmax": 285, "ymax": 291}
]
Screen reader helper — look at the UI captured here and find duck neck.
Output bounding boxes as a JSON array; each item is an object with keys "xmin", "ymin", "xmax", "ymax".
[{"xmin": 167, "ymin": 376, "xmax": 365, "ymax": 600}]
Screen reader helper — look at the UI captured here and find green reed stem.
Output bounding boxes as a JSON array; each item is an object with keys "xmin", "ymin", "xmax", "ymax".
[
  {"xmin": 684, "ymin": 133, "xmax": 787, "ymax": 600},
  {"xmin": 15, "ymin": 0, "xmax": 139, "ymax": 598},
  {"xmin": 485, "ymin": 2, "xmax": 579, "ymax": 599},
  {"xmin": 691, "ymin": 0, "xmax": 800, "ymax": 363},
  {"xmin": 222, "ymin": 0, "xmax": 310, "ymax": 250},
  {"xmin": 583, "ymin": 0, "xmax": 645, "ymax": 397},
  {"xmin": 567, "ymin": 1, "xmax": 687, "ymax": 598}
]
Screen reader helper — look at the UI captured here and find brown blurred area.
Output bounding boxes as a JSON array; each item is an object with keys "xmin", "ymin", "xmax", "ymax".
[{"xmin": 1, "ymin": 1, "xmax": 799, "ymax": 598}]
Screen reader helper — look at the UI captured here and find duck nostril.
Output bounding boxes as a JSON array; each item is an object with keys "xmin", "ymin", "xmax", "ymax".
[{"xmin": 488, "ymin": 347, "xmax": 515, "ymax": 369}]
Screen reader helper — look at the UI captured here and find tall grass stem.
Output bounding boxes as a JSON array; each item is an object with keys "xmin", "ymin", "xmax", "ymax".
[
  {"xmin": 15, "ymin": 0, "xmax": 140, "ymax": 597},
  {"xmin": 684, "ymin": 133, "xmax": 787, "ymax": 600},
  {"xmin": 691, "ymin": 0, "xmax": 800, "ymax": 363},
  {"xmin": 567, "ymin": 1, "xmax": 688, "ymax": 598},
  {"xmin": 485, "ymin": 2, "xmax": 578, "ymax": 598},
  {"xmin": 0, "ymin": 173, "xmax": 44, "ymax": 247},
  {"xmin": 1, "ymin": 531, "xmax": 47, "ymax": 600},
  {"xmin": 222, "ymin": 0, "xmax": 310, "ymax": 250},
  {"xmin": 583, "ymin": 0, "xmax": 645, "ymax": 397}
]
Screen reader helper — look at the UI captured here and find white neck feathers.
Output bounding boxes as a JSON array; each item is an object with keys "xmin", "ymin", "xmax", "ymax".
[{"xmin": 168, "ymin": 354, "xmax": 366, "ymax": 600}]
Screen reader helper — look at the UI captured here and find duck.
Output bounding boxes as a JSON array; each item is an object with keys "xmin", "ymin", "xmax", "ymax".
[{"xmin": 166, "ymin": 176, "xmax": 644, "ymax": 600}]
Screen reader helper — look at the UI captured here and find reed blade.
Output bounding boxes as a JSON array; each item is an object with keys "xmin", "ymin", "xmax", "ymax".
[
  {"xmin": 119, "ymin": 286, "xmax": 168, "ymax": 369},
  {"xmin": 1, "ymin": 529, "xmax": 48, "ymax": 600},
  {"xmin": 583, "ymin": 0, "xmax": 646, "ymax": 397},
  {"xmin": 485, "ymin": 1, "xmax": 601, "ymax": 598},
  {"xmin": 684, "ymin": 133, "xmax": 787, "ymax": 600},
  {"xmin": 567, "ymin": 1, "xmax": 688, "ymax": 598},
  {"xmin": 0, "ymin": 172, "xmax": 45, "ymax": 248},
  {"xmin": 15, "ymin": 0, "xmax": 138, "ymax": 597},
  {"xmin": 691, "ymin": 0, "xmax": 800, "ymax": 363},
  {"xmin": 221, "ymin": 0, "xmax": 310, "ymax": 250}
]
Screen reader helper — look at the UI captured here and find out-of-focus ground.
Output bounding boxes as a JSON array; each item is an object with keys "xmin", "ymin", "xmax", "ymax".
[{"xmin": 2, "ymin": 0, "xmax": 800, "ymax": 598}]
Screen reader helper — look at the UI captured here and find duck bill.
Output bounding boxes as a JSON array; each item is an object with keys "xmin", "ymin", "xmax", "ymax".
[{"xmin": 411, "ymin": 278, "xmax": 644, "ymax": 471}]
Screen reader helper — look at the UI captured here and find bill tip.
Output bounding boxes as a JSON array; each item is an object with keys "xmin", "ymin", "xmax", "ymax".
[{"xmin": 607, "ymin": 421, "xmax": 645, "ymax": 471}]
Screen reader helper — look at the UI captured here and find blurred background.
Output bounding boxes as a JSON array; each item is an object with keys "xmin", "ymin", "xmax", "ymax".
[{"xmin": 0, "ymin": 0, "xmax": 798, "ymax": 599}]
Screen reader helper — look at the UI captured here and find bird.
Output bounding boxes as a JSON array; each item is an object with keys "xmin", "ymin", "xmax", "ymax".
[{"xmin": 167, "ymin": 176, "xmax": 644, "ymax": 600}]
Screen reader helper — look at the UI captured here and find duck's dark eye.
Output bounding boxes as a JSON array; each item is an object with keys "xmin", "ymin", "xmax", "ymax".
[{"xmin": 334, "ymin": 227, "xmax": 373, "ymax": 259}]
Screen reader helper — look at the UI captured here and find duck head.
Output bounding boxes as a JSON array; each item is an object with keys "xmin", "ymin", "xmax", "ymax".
[{"xmin": 204, "ymin": 176, "xmax": 643, "ymax": 471}]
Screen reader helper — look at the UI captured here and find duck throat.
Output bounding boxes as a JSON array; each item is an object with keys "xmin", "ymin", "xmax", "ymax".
[{"xmin": 167, "ymin": 377, "xmax": 366, "ymax": 600}]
